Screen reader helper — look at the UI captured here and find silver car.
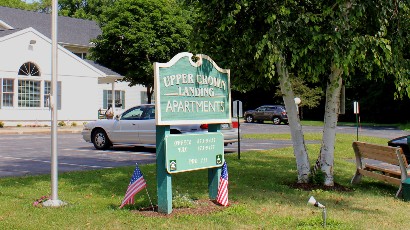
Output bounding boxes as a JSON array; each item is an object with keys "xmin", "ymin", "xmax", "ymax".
[{"xmin": 82, "ymin": 104, "xmax": 239, "ymax": 150}]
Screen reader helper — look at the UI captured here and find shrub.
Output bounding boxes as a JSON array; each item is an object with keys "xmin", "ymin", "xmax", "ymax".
[
  {"xmin": 309, "ymin": 166, "xmax": 326, "ymax": 185},
  {"xmin": 58, "ymin": 121, "xmax": 66, "ymax": 127},
  {"xmin": 172, "ymin": 191, "xmax": 195, "ymax": 208},
  {"xmin": 0, "ymin": 121, "xmax": 4, "ymax": 128},
  {"xmin": 17, "ymin": 124, "xmax": 22, "ymax": 127},
  {"xmin": 71, "ymin": 122, "xmax": 77, "ymax": 127}
]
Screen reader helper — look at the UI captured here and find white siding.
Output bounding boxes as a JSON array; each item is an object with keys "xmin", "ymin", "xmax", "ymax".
[{"xmin": 0, "ymin": 28, "xmax": 145, "ymax": 125}]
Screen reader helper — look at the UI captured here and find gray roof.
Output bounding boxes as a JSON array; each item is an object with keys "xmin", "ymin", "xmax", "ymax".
[
  {"xmin": 0, "ymin": 28, "xmax": 23, "ymax": 37},
  {"xmin": 0, "ymin": 6, "xmax": 101, "ymax": 47},
  {"xmin": 84, "ymin": 59, "xmax": 122, "ymax": 77}
]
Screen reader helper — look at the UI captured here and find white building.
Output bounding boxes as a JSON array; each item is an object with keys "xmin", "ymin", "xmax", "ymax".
[{"xmin": 0, "ymin": 6, "xmax": 147, "ymax": 126}]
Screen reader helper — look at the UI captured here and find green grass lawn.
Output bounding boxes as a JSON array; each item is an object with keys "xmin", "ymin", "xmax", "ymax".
[{"xmin": 1, "ymin": 133, "xmax": 409, "ymax": 229}]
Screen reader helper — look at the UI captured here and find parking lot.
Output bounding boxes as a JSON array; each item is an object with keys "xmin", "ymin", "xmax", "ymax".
[{"xmin": 0, "ymin": 123, "xmax": 408, "ymax": 177}]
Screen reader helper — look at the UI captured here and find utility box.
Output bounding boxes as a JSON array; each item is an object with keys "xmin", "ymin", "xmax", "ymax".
[{"xmin": 402, "ymin": 178, "xmax": 410, "ymax": 201}]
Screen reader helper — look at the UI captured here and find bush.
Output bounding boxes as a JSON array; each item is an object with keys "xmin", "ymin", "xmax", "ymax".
[
  {"xmin": 0, "ymin": 121, "xmax": 4, "ymax": 128},
  {"xmin": 172, "ymin": 191, "xmax": 195, "ymax": 208},
  {"xmin": 58, "ymin": 121, "xmax": 66, "ymax": 127},
  {"xmin": 17, "ymin": 124, "xmax": 22, "ymax": 127},
  {"xmin": 309, "ymin": 167, "xmax": 326, "ymax": 185},
  {"xmin": 71, "ymin": 122, "xmax": 77, "ymax": 127}
]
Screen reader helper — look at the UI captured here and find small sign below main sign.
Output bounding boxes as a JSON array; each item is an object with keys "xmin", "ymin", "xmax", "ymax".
[{"xmin": 165, "ymin": 133, "xmax": 224, "ymax": 173}]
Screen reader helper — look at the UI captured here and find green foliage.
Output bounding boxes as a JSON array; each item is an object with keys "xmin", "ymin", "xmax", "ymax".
[
  {"xmin": 309, "ymin": 168, "xmax": 325, "ymax": 185},
  {"xmin": 71, "ymin": 122, "xmax": 77, "ymax": 127},
  {"xmin": 58, "ymin": 121, "xmax": 66, "ymax": 127},
  {"xmin": 275, "ymin": 76, "xmax": 324, "ymax": 110},
  {"xmin": 0, "ymin": 121, "xmax": 4, "ymax": 128},
  {"xmin": 16, "ymin": 124, "xmax": 22, "ymax": 127},
  {"xmin": 172, "ymin": 191, "xmax": 195, "ymax": 208},
  {"xmin": 0, "ymin": 0, "xmax": 34, "ymax": 10},
  {"xmin": 58, "ymin": 0, "xmax": 116, "ymax": 21},
  {"xmin": 187, "ymin": 0, "xmax": 410, "ymax": 96},
  {"xmin": 91, "ymin": 0, "xmax": 192, "ymax": 102}
]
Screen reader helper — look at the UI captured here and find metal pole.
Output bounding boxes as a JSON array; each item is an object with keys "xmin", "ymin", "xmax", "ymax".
[
  {"xmin": 237, "ymin": 102, "xmax": 240, "ymax": 160},
  {"xmin": 51, "ymin": 0, "xmax": 58, "ymax": 202},
  {"xmin": 43, "ymin": 0, "xmax": 65, "ymax": 207},
  {"xmin": 356, "ymin": 113, "xmax": 358, "ymax": 141}
]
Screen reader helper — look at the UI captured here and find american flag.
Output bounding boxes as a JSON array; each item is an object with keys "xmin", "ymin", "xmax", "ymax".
[
  {"xmin": 216, "ymin": 161, "xmax": 229, "ymax": 206},
  {"xmin": 119, "ymin": 163, "xmax": 147, "ymax": 208}
]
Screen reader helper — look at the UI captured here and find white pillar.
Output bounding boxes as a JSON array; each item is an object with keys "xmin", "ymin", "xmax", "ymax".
[{"xmin": 111, "ymin": 81, "xmax": 116, "ymax": 116}]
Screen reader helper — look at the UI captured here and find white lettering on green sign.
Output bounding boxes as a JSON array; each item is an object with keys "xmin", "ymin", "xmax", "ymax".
[
  {"xmin": 165, "ymin": 133, "xmax": 224, "ymax": 173},
  {"xmin": 155, "ymin": 52, "xmax": 231, "ymax": 125}
]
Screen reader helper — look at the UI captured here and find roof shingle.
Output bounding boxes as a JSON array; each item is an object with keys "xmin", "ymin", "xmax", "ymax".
[{"xmin": 0, "ymin": 6, "xmax": 101, "ymax": 47}]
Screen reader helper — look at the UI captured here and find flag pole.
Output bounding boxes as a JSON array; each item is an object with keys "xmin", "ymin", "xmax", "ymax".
[
  {"xmin": 144, "ymin": 187, "xmax": 155, "ymax": 212},
  {"xmin": 43, "ymin": 0, "xmax": 65, "ymax": 207}
]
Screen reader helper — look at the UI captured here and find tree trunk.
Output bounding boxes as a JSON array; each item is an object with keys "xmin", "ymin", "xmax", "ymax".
[
  {"xmin": 320, "ymin": 64, "xmax": 343, "ymax": 186},
  {"xmin": 276, "ymin": 60, "xmax": 310, "ymax": 183},
  {"xmin": 146, "ymin": 86, "xmax": 153, "ymax": 104}
]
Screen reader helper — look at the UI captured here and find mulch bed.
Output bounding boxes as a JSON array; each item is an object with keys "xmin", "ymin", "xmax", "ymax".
[
  {"xmin": 132, "ymin": 183, "xmax": 351, "ymax": 217},
  {"xmin": 134, "ymin": 199, "xmax": 225, "ymax": 217}
]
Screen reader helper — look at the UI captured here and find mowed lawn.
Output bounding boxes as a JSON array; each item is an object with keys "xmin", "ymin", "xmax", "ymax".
[{"xmin": 0, "ymin": 133, "xmax": 409, "ymax": 229}]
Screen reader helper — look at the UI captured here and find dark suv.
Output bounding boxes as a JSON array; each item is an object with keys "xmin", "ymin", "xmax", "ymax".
[{"xmin": 244, "ymin": 105, "xmax": 288, "ymax": 125}]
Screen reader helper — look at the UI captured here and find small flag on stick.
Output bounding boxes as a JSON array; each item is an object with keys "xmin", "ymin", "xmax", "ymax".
[
  {"xmin": 216, "ymin": 161, "xmax": 229, "ymax": 206},
  {"xmin": 119, "ymin": 163, "xmax": 147, "ymax": 208}
]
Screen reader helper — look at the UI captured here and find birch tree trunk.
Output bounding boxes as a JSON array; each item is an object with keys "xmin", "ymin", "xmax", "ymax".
[
  {"xmin": 276, "ymin": 60, "xmax": 310, "ymax": 183},
  {"xmin": 320, "ymin": 64, "xmax": 343, "ymax": 186}
]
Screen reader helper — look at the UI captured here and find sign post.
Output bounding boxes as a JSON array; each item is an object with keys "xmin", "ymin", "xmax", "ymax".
[
  {"xmin": 353, "ymin": 101, "xmax": 359, "ymax": 141},
  {"xmin": 233, "ymin": 100, "xmax": 242, "ymax": 159},
  {"xmin": 154, "ymin": 52, "xmax": 231, "ymax": 214}
]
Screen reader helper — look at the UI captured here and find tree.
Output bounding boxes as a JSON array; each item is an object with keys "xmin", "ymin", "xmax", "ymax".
[
  {"xmin": 305, "ymin": 1, "xmax": 409, "ymax": 185},
  {"xmin": 186, "ymin": 0, "xmax": 410, "ymax": 185},
  {"xmin": 58, "ymin": 0, "xmax": 116, "ymax": 21},
  {"xmin": 0, "ymin": 0, "xmax": 37, "ymax": 10},
  {"xmin": 186, "ymin": 1, "xmax": 314, "ymax": 183},
  {"xmin": 275, "ymin": 77, "xmax": 324, "ymax": 120},
  {"xmin": 90, "ymin": 0, "xmax": 192, "ymax": 103}
]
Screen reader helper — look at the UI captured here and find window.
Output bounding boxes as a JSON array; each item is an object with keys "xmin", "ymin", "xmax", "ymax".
[
  {"xmin": 18, "ymin": 62, "xmax": 40, "ymax": 76},
  {"xmin": 121, "ymin": 106, "xmax": 144, "ymax": 120},
  {"xmin": 18, "ymin": 80, "xmax": 41, "ymax": 107},
  {"xmin": 103, "ymin": 90, "xmax": 125, "ymax": 109},
  {"xmin": 74, "ymin": 53, "xmax": 87, "ymax": 59},
  {"xmin": 2, "ymin": 79, "xmax": 14, "ymax": 107},
  {"xmin": 141, "ymin": 91, "xmax": 155, "ymax": 104},
  {"xmin": 17, "ymin": 62, "xmax": 41, "ymax": 108},
  {"xmin": 44, "ymin": 81, "xmax": 62, "ymax": 110}
]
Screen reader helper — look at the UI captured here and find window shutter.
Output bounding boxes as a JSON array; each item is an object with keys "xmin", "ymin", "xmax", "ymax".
[
  {"xmin": 57, "ymin": 81, "xmax": 62, "ymax": 110},
  {"xmin": 0, "ymin": 79, "xmax": 2, "ymax": 108},
  {"xmin": 103, "ymin": 90, "xmax": 107, "ymax": 109},
  {"xmin": 121, "ymin": 91, "xmax": 125, "ymax": 109}
]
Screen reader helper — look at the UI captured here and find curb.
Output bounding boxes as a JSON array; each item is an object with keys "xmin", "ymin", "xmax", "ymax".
[{"xmin": 0, "ymin": 128, "xmax": 83, "ymax": 135}]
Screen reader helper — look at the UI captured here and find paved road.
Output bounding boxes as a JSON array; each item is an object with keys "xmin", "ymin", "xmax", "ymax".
[{"xmin": 0, "ymin": 123, "xmax": 408, "ymax": 177}]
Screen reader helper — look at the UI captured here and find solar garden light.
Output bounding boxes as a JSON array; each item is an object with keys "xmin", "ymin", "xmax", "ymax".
[{"xmin": 307, "ymin": 196, "xmax": 327, "ymax": 227}]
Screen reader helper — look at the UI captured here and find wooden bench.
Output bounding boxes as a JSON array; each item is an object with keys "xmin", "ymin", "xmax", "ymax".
[
  {"xmin": 351, "ymin": 141, "xmax": 409, "ymax": 197},
  {"xmin": 98, "ymin": 109, "xmax": 107, "ymax": 119}
]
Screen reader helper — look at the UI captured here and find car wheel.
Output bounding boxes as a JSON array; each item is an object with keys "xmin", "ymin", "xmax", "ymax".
[
  {"xmin": 272, "ymin": 117, "xmax": 281, "ymax": 125},
  {"xmin": 92, "ymin": 129, "xmax": 111, "ymax": 150},
  {"xmin": 245, "ymin": 115, "xmax": 254, "ymax": 123}
]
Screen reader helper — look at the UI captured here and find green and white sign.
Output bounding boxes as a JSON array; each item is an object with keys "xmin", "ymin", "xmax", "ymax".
[
  {"xmin": 154, "ymin": 52, "xmax": 231, "ymax": 125},
  {"xmin": 165, "ymin": 133, "xmax": 224, "ymax": 173}
]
